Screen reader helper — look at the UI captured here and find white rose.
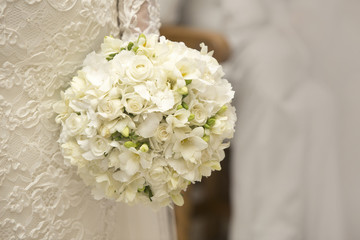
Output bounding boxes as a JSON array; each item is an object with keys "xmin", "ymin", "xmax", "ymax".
[
  {"xmin": 149, "ymin": 166, "xmax": 167, "ymax": 183},
  {"xmin": 147, "ymin": 160, "xmax": 169, "ymax": 185},
  {"xmin": 155, "ymin": 123, "xmax": 171, "ymax": 142},
  {"xmin": 126, "ymin": 55, "xmax": 153, "ymax": 82},
  {"xmin": 82, "ymin": 136, "xmax": 111, "ymax": 161},
  {"xmin": 91, "ymin": 136, "xmax": 111, "ymax": 156},
  {"xmin": 190, "ymin": 103, "xmax": 208, "ymax": 125},
  {"xmin": 125, "ymin": 96, "xmax": 144, "ymax": 114},
  {"xmin": 64, "ymin": 113, "xmax": 88, "ymax": 136},
  {"xmin": 97, "ymin": 99, "xmax": 123, "ymax": 120}
]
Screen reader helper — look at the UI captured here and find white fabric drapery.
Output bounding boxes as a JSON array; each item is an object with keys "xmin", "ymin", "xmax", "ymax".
[{"xmin": 162, "ymin": 0, "xmax": 360, "ymax": 239}]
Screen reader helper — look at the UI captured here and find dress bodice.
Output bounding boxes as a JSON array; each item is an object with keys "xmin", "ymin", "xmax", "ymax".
[{"xmin": 0, "ymin": 1, "xmax": 173, "ymax": 239}]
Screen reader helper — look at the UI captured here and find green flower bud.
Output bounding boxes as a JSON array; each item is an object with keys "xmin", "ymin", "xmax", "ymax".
[
  {"xmin": 202, "ymin": 135, "xmax": 210, "ymax": 142},
  {"xmin": 206, "ymin": 117, "xmax": 216, "ymax": 127},
  {"xmin": 176, "ymin": 104, "xmax": 183, "ymax": 110},
  {"xmin": 121, "ymin": 126, "xmax": 130, "ymax": 138},
  {"xmin": 217, "ymin": 105, "xmax": 228, "ymax": 115},
  {"xmin": 203, "ymin": 124, "xmax": 211, "ymax": 129},
  {"xmin": 124, "ymin": 141, "xmax": 136, "ymax": 148},
  {"xmin": 127, "ymin": 42, "xmax": 134, "ymax": 50},
  {"xmin": 177, "ymin": 86, "xmax": 188, "ymax": 95},
  {"xmin": 182, "ymin": 102, "xmax": 189, "ymax": 110},
  {"xmin": 140, "ymin": 143, "xmax": 149, "ymax": 152},
  {"xmin": 188, "ymin": 113, "xmax": 195, "ymax": 121},
  {"xmin": 106, "ymin": 53, "xmax": 118, "ymax": 61}
]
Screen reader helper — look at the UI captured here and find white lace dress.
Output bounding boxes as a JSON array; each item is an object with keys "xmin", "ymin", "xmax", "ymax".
[{"xmin": 0, "ymin": 0, "xmax": 176, "ymax": 239}]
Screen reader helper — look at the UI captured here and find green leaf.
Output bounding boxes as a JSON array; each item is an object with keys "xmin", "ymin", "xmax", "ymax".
[
  {"xmin": 185, "ymin": 79, "xmax": 192, "ymax": 85},
  {"xmin": 106, "ymin": 53, "xmax": 118, "ymax": 61},
  {"xmin": 144, "ymin": 186, "xmax": 153, "ymax": 201},
  {"xmin": 111, "ymin": 131, "xmax": 122, "ymax": 141}
]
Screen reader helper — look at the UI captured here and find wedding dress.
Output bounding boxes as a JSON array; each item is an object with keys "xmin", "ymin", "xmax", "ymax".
[
  {"xmin": 177, "ymin": 0, "xmax": 348, "ymax": 239},
  {"xmin": 0, "ymin": 0, "xmax": 176, "ymax": 239}
]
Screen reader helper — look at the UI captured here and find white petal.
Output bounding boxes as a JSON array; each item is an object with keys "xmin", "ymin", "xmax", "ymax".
[
  {"xmin": 137, "ymin": 113, "xmax": 162, "ymax": 138},
  {"xmin": 134, "ymin": 84, "xmax": 151, "ymax": 101}
]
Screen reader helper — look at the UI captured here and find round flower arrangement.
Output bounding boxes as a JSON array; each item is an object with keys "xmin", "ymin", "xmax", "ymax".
[{"xmin": 54, "ymin": 34, "xmax": 236, "ymax": 207}]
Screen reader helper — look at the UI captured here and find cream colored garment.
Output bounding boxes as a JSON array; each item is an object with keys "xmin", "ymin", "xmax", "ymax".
[{"xmin": 0, "ymin": 0, "xmax": 175, "ymax": 239}]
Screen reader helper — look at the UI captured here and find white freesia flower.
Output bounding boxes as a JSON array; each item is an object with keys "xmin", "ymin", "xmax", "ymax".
[
  {"xmin": 166, "ymin": 109, "xmax": 190, "ymax": 128},
  {"xmin": 173, "ymin": 127, "xmax": 208, "ymax": 163},
  {"xmin": 175, "ymin": 58, "xmax": 201, "ymax": 80},
  {"xmin": 56, "ymin": 34, "xmax": 236, "ymax": 207}
]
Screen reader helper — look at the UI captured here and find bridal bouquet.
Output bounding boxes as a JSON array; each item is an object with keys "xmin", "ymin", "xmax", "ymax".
[{"xmin": 54, "ymin": 34, "xmax": 236, "ymax": 207}]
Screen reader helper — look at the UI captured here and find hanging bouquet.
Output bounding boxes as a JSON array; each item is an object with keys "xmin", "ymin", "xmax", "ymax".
[{"xmin": 54, "ymin": 34, "xmax": 236, "ymax": 207}]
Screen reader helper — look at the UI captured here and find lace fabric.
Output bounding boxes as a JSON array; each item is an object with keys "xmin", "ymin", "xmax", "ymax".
[{"xmin": 0, "ymin": 0, "xmax": 175, "ymax": 239}]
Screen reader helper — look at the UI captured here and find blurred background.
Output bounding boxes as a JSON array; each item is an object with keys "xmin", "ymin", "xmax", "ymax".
[{"xmin": 159, "ymin": 1, "xmax": 360, "ymax": 240}]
